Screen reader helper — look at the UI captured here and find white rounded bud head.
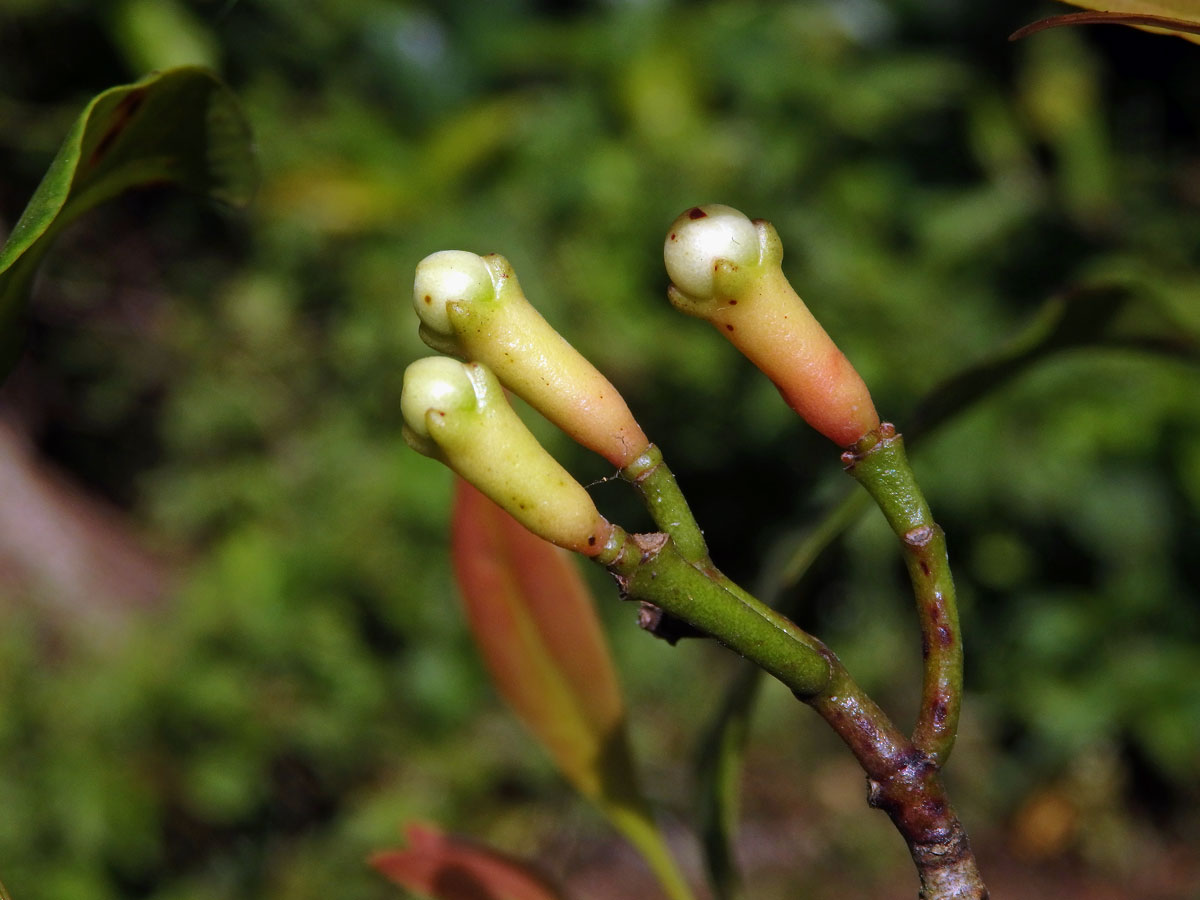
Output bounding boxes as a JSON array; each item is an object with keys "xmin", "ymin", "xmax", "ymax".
[
  {"xmin": 413, "ymin": 250, "xmax": 496, "ymax": 336},
  {"xmin": 664, "ymin": 204, "xmax": 760, "ymax": 299},
  {"xmin": 401, "ymin": 356, "xmax": 480, "ymax": 440}
]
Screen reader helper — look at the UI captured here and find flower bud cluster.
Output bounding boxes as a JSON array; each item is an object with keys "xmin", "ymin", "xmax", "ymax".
[
  {"xmin": 413, "ymin": 250, "xmax": 648, "ymax": 468},
  {"xmin": 404, "ymin": 249, "xmax": 652, "ymax": 553},
  {"xmin": 402, "ymin": 203, "xmax": 881, "ymax": 554}
]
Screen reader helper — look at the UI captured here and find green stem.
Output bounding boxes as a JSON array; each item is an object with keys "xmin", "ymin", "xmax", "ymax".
[
  {"xmin": 608, "ymin": 805, "xmax": 697, "ymax": 900},
  {"xmin": 596, "ymin": 524, "xmax": 985, "ymax": 898},
  {"xmin": 765, "ymin": 488, "xmax": 870, "ymax": 599},
  {"xmin": 595, "ymin": 529, "xmax": 831, "ymax": 697},
  {"xmin": 695, "ymin": 663, "xmax": 762, "ymax": 900},
  {"xmin": 621, "ymin": 445, "xmax": 796, "ymax": 633},
  {"xmin": 622, "ymin": 444, "xmax": 708, "ymax": 563},
  {"xmin": 843, "ymin": 424, "xmax": 963, "ymax": 768},
  {"xmin": 610, "ymin": 433, "xmax": 978, "ymax": 895}
]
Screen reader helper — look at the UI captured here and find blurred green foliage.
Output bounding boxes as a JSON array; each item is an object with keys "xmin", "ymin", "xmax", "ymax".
[{"xmin": 0, "ymin": 1, "xmax": 1198, "ymax": 898}]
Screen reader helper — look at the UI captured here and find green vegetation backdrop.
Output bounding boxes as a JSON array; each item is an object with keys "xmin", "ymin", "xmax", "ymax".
[{"xmin": 0, "ymin": 1, "xmax": 1197, "ymax": 898}]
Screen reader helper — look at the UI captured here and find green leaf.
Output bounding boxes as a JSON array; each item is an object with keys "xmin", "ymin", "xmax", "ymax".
[
  {"xmin": 1012, "ymin": 2, "xmax": 1200, "ymax": 44},
  {"xmin": 110, "ymin": 0, "xmax": 220, "ymax": 73},
  {"xmin": 451, "ymin": 481, "xmax": 695, "ymax": 900},
  {"xmin": 693, "ymin": 280, "xmax": 1200, "ymax": 892},
  {"xmin": 693, "ymin": 666, "xmax": 760, "ymax": 900},
  {"xmin": 908, "ymin": 282, "xmax": 1200, "ymax": 438},
  {"xmin": 0, "ymin": 66, "xmax": 256, "ymax": 371},
  {"xmin": 371, "ymin": 822, "xmax": 569, "ymax": 900},
  {"xmin": 764, "ymin": 280, "xmax": 1199, "ymax": 600}
]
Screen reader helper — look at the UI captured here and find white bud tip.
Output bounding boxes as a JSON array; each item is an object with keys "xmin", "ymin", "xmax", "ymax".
[
  {"xmin": 401, "ymin": 357, "xmax": 480, "ymax": 439},
  {"xmin": 663, "ymin": 204, "xmax": 759, "ymax": 299},
  {"xmin": 413, "ymin": 250, "xmax": 496, "ymax": 335}
]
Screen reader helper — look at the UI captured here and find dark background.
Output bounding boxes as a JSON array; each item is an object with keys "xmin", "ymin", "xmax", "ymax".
[{"xmin": 0, "ymin": 1, "xmax": 1198, "ymax": 897}]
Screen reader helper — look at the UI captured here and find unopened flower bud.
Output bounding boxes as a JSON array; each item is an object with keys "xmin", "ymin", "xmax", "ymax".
[
  {"xmin": 412, "ymin": 251, "xmax": 649, "ymax": 468},
  {"xmin": 664, "ymin": 204, "xmax": 880, "ymax": 447},
  {"xmin": 402, "ymin": 356, "xmax": 613, "ymax": 555}
]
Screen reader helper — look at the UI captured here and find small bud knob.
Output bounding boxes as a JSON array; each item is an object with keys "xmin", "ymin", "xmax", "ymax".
[
  {"xmin": 400, "ymin": 356, "xmax": 481, "ymax": 452},
  {"xmin": 413, "ymin": 250, "xmax": 499, "ymax": 352},
  {"xmin": 663, "ymin": 204, "xmax": 762, "ymax": 300}
]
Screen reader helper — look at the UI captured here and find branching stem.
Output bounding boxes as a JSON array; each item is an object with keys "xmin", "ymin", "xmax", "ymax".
[
  {"xmin": 621, "ymin": 444, "xmax": 708, "ymax": 563},
  {"xmin": 602, "ymin": 426, "xmax": 984, "ymax": 898},
  {"xmin": 595, "ymin": 529, "xmax": 831, "ymax": 697},
  {"xmin": 809, "ymin": 655, "xmax": 984, "ymax": 899}
]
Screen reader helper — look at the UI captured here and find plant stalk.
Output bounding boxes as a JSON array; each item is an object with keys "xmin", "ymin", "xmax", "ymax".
[
  {"xmin": 621, "ymin": 444, "xmax": 808, "ymax": 639},
  {"xmin": 622, "ymin": 444, "xmax": 709, "ymax": 564},
  {"xmin": 600, "ymin": 528, "xmax": 987, "ymax": 897},
  {"xmin": 807, "ymin": 654, "xmax": 986, "ymax": 899},
  {"xmin": 607, "ymin": 426, "xmax": 983, "ymax": 897},
  {"xmin": 595, "ymin": 528, "xmax": 831, "ymax": 698},
  {"xmin": 843, "ymin": 424, "xmax": 962, "ymax": 766}
]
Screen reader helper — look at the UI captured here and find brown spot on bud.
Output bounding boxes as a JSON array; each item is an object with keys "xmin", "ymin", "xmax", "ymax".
[
  {"xmin": 728, "ymin": 299, "xmax": 737, "ymax": 305},
  {"xmin": 725, "ymin": 324, "xmax": 734, "ymax": 332},
  {"xmin": 688, "ymin": 207, "xmax": 707, "ymax": 219},
  {"xmin": 587, "ymin": 535, "xmax": 596, "ymax": 546},
  {"xmin": 669, "ymin": 232, "xmax": 676, "ymax": 240},
  {"xmin": 423, "ymin": 294, "xmax": 432, "ymax": 304}
]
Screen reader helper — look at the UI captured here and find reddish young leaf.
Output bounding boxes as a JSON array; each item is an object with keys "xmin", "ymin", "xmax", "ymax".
[
  {"xmin": 450, "ymin": 479, "xmax": 632, "ymax": 800},
  {"xmin": 370, "ymin": 822, "xmax": 567, "ymax": 900},
  {"xmin": 450, "ymin": 481, "xmax": 696, "ymax": 900}
]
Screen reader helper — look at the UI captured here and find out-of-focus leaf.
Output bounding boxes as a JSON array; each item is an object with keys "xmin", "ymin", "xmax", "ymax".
[
  {"xmin": 1011, "ymin": 3, "xmax": 1200, "ymax": 44},
  {"xmin": 452, "ymin": 480, "xmax": 628, "ymax": 798},
  {"xmin": 694, "ymin": 665, "xmax": 760, "ymax": 900},
  {"xmin": 109, "ymin": 0, "xmax": 220, "ymax": 73},
  {"xmin": 0, "ymin": 66, "xmax": 256, "ymax": 371},
  {"xmin": 370, "ymin": 822, "xmax": 568, "ymax": 900},
  {"xmin": 452, "ymin": 481, "xmax": 694, "ymax": 900},
  {"xmin": 780, "ymin": 279, "xmax": 1199, "ymax": 607},
  {"xmin": 693, "ymin": 280, "xmax": 1200, "ymax": 891},
  {"xmin": 908, "ymin": 282, "xmax": 1200, "ymax": 438}
]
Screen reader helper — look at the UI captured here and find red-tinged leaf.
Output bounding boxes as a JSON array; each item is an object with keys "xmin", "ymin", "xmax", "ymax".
[
  {"xmin": 451, "ymin": 481, "xmax": 696, "ymax": 900},
  {"xmin": 370, "ymin": 822, "xmax": 568, "ymax": 900},
  {"xmin": 451, "ymin": 479, "xmax": 629, "ymax": 799},
  {"xmin": 1011, "ymin": 2, "xmax": 1200, "ymax": 43}
]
